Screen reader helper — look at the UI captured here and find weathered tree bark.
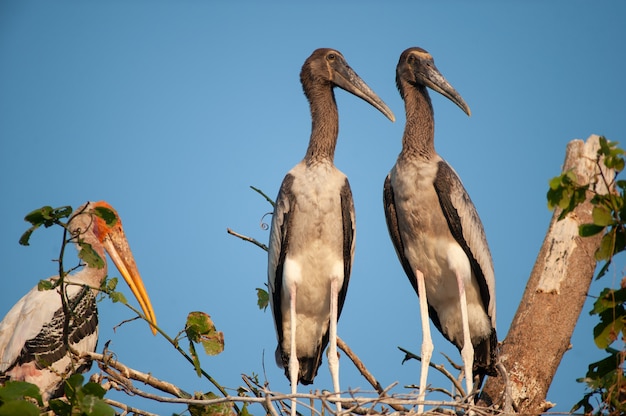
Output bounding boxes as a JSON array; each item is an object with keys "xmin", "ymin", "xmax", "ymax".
[{"xmin": 479, "ymin": 135, "xmax": 613, "ymax": 414}]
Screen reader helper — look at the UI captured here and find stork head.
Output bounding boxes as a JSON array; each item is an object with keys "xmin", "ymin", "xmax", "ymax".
[
  {"xmin": 396, "ymin": 47, "xmax": 471, "ymax": 116},
  {"xmin": 300, "ymin": 48, "xmax": 395, "ymax": 122},
  {"xmin": 71, "ymin": 201, "xmax": 158, "ymax": 335}
]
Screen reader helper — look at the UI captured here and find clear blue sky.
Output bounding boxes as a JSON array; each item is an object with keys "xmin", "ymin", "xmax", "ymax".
[{"xmin": 1, "ymin": 2, "xmax": 625, "ymax": 414}]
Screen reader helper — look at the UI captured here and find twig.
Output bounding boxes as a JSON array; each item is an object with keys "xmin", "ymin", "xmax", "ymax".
[
  {"xmin": 338, "ymin": 337, "xmax": 406, "ymax": 413},
  {"xmin": 114, "ymin": 300, "xmax": 237, "ymax": 411},
  {"xmin": 227, "ymin": 228, "xmax": 269, "ymax": 251},
  {"xmin": 398, "ymin": 347, "xmax": 466, "ymax": 397},
  {"xmin": 440, "ymin": 352, "xmax": 463, "ymax": 372},
  {"xmin": 104, "ymin": 398, "xmax": 159, "ymax": 416},
  {"xmin": 250, "ymin": 185, "xmax": 276, "ymax": 208},
  {"xmin": 83, "ymin": 349, "xmax": 191, "ymax": 398}
]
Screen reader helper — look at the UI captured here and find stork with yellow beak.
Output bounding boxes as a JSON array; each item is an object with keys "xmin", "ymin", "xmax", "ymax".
[{"xmin": 0, "ymin": 201, "xmax": 157, "ymax": 401}]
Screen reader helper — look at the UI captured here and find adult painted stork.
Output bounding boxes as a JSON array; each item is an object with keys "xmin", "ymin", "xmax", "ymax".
[
  {"xmin": 383, "ymin": 47, "xmax": 497, "ymax": 409},
  {"xmin": 0, "ymin": 201, "xmax": 157, "ymax": 401},
  {"xmin": 268, "ymin": 48, "xmax": 394, "ymax": 414}
]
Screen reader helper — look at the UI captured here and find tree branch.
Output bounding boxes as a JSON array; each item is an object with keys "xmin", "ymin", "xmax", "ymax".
[
  {"xmin": 480, "ymin": 135, "xmax": 613, "ymax": 413},
  {"xmin": 227, "ymin": 228, "xmax": 269, "ymax": 251}
]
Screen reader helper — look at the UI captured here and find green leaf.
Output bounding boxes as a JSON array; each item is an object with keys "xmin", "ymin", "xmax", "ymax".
[
  {"xmin": 570, "ymin": 392, "xmax": 595, "ymax": 414},
  {"xmin": 239, "ymin": 403, "xmax": 252, "ymax": 416},
  {"xmin": 109, "ymin": 291, "xmax": 128, "ymax": 304},
  {"xmin": 80, "ymin": 382, "xmax": 107, "ymax": 399},
  {"xmin": 93, "ymin": 206, "xmax": 118, "ymax": 227},
  {"xmin": 595, "ymin": 230, "xmax": 616, "ymax": 261},
  {"xmin": 593, "ymin": 308, "xmax": 625, "ymax": 349},
  {"xmin": 18, "ymin": 227, "xmax": 37, "ymax": 246},
  {"xmin": 579, "ymin": 223, "xmax": 605, "ymax": 237},
  {"xmin": 185, "ymin": 312, "xmax": 225, "ymax": 357},
  {"xmin": 596, "ymin": 260, "xmax": 612, "ymax": 279},
  {"xmin": 48, "ymin": 399, "xmax": 71, "ymax": 415},
  {"xmin": 592, "ymin": 205, "xmax": 614, "ymax": 227},
  {"xmin": 23, "ymin": 205, "xmax": 72, "ymax": 227},
  {"xmin": 0, "ymin": 400, "xmax": 40, "ymax": 416},
  {"xmin": 256, "ymin": 288, "xmax": 269, "ymax": 310},
  {"xmin": 23, "ymin": 206, "xmax": 53, "ymax": 226},
  {"xmin": 78, "ymin": 242, "xmax": 105, "ymax": 269},
  {"xmin": 78, "ymin": 395, "xmax": 115, "ymax": 416},
  {"xmin": 37, "ymin": 280, "xmax": 54, "ymax": 291},
  {"xmin": 0, "ymin": 381, "xmax": 42, "ymax": 405},
  {"xmin": 189, "ymin": 392, "xmax": 234, "ymax": 416},
  {"xmin": 64, "ymin": 374, "xmax": 85, "ymax": 397},
  {"xmin": 105, "ymin": 277, "xmax": 118, "ymax": 293},
  {"xmin": 591, "ymin": 288, "xmax": 615, "ymax": 315},
  {"xmin": 615, "ymin": 227, "xmax": 626, "ymax": 254},
  {"xmin": 583, "ymin": 348, "xmax": 623, "ymax": 387}
]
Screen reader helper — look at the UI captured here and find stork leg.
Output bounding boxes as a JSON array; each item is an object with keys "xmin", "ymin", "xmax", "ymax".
[
  {"xmin": 415, "ymin": 269, "xmax": 433, "ymax": 414},
  {"xmin": 456, "ymin": 271, "xmax": 475, "ymax": 399},
  {"xmin": 328, "ymin": 277, "xmax": 342, "ymax": 414},
  {"xmin": 289, "ymin": 284, "xmax": 299, "ymax": 416}
]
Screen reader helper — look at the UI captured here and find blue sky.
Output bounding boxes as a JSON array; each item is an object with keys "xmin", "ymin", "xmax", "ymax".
[{"xmin": 1, "ymin": 1, "xmax": 625, "ymax": 414}]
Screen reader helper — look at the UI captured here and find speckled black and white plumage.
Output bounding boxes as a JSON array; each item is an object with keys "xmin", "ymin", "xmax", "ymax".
[{"xmin": 0, "ymin": 201, "xmax": 156, "ymax": 401}]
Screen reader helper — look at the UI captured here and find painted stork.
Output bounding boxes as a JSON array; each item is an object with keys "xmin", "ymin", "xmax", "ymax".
[
  {"xmin": 383, "ymin": 47, "xmax": 497, "ymax": 409},
  {"xmin": 268, "ymin": 48, "xmax": 394, "ymax": 414},
  {"xmin": 0, "ymin": 201, "xmax": 157, "ymax": 401}
]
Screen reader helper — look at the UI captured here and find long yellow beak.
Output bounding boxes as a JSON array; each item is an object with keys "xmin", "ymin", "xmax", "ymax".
[{"xmin": 103, "ymin": 226, "xmax": 157, "ymax": 335}]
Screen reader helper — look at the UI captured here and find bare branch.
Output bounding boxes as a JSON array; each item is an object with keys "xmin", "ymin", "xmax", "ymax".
[
  {"xmin": 398, "ymin": 347, "xmax": 466, "ymax": 397},
  {"xmin": 103, "ymin": 398, "xmax": 160, "ymax": 416},
  {"xmin": 82, "ymin": 350, "xmax": 191, "ymax": 399},
  {"xmin": 338, "ymin": 337, "xmax": 406, "ymax": 412},
  {"xmin": 227, "ymin": 227, "xmax": 269, "ymax": 251}
]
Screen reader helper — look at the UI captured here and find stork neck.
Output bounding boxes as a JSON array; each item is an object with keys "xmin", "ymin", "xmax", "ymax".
[
  {"xmin": 303, "ymin": 86, "xmax": 339, "ymax": 165},
  {"xmin": 400, "ymin": 81, "xmax": 436, "ymax": 160}
]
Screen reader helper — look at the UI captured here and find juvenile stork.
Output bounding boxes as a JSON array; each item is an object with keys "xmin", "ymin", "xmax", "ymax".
[
  {"xmin": 383, "ymin": 47, "xmax": 497, "ymax": 409},
  {"xmin": 268, "ymin": 48, "xmax": 394, "ymax": 414},
  {"xmin": 0, "ymin": 201, "xmax": 157, "ymax": 401}
]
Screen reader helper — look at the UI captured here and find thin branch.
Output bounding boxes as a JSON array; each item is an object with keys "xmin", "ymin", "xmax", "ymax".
[
  {"xmin": 227, "ymin": 228, "xmax": 268, "ymax": 251},
  {"xmin": 103, "ymin": 398, "xmax": 159, "ymax": 416},
  {"xmin": 338, "ymin": 337, "xmax": 406, "ymax": 412},
  {"xmin": 250, "ymin": 185, "xmax": 276, "ymax": 208},
  {"xmin": 83, "ymin": 349, "xmax": 191, "ymax": 398},
  {"xmin": 86, "ymin": 352, "xmax": 501, "ymax": 416},
  {"xmin": 114, "ymin": 298, "xmax": 237, "ymax": 411},
  {"xmin": 398, "ymin": 346, "xmax": 466, "ymax": 397}
]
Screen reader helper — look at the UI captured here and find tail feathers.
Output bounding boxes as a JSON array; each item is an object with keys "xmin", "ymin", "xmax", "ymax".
[
  {"xmin": 275, "ymin": 342, "xmax": 325, "ymax": 386},
  {"xmin": 473, "ymin": 327, "xmax": 499, "ymax": 383}
]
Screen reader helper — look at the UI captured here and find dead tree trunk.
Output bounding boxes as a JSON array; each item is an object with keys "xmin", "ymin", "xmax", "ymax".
[{"xmin": 480, "ymin": 135, "xmax": 613, "ymax": 414}]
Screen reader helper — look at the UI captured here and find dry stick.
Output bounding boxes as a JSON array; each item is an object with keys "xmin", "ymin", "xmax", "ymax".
[
  {"xmin": 227, "ymin": 228, "xmax": 269, "ymax": 251},
  {"xmin": 92, "ymin": 348, "xmax": 482, "ymax": 413},
  {"xmin": 82, "ymin": 350, "xmax": 191, "ymax": 399},
  {"xmin": 337, "ymin": 337, "xmax": 406, "ymax": 413},
  {"xmin": 397, "ymin": 347, "xmax": 466, "ymax": 399},
  {"xmin": 103, "ymin": 398, "xmax": 160, "ymax": 416},
  {"xmin": 241, "ymin": 374, "xmax": 277, "ymax": 416}
]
